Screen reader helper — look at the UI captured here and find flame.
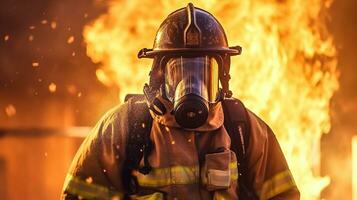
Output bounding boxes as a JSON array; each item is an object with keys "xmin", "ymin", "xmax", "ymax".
[
  {"xmin": 83, "ymin": 0, "xmax": 339, "ymax": 199},
  {"xmin": 353, "ymin": 136, "xmax": 357, "ymax": 200}
]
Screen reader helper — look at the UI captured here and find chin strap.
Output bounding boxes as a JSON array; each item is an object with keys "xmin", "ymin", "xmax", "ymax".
[
  {"xmin": 219, "ymin": 54, "xmax": 233, "ymax": 98},
  {"xmin": 220, "ymin": 72, "xmax": 233, "ymax": 98}
]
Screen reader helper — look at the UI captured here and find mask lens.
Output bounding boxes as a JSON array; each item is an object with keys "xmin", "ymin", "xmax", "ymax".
[{"xmin": 164, "ymin": 56, "xmax": 219, "ymax": 103}]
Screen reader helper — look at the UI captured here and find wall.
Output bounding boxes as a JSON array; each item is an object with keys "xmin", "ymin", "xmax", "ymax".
[{"xmin": 0, "ymin": 129, "xmax": 86, "ymax": 200}]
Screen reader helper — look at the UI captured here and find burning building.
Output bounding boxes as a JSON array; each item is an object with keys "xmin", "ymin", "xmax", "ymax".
[{"xmin": 0, "ymin": 0, "xmax": 356, "ymax": 199}]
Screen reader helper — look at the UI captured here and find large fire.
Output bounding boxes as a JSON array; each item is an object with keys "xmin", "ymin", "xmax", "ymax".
[{"xmin": 83, "ymin": 0, "xmax": 339, "ymax": 199}]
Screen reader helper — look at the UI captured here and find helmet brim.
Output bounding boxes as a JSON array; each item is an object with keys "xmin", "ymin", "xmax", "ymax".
[{"xmin": 138, "ymin": 46, "xmax": 242, "ymax": 59}]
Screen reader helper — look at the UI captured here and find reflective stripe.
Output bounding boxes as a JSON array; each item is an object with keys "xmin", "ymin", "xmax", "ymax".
[
  {"xmin": 136, "ymin": 162, "xmax": 238, "ymax": 187},
  {"xmin": 63, "ymin": 174, "xmax": 122, "ymax": 200},
  {"xmin": 259, "ymin": 170, "xmax": 296, "ymax": 200},
  {"xmin": 214, "ymin": 191, "xmax": 235, "ymax": 200},
  {"xmin": 230, "ymin": 161, "xmax": 238, "ymax": 181},
  {"xmin": 135, "ymin": 165, "xmax": 199, "ymax": 187},
  {"xmin": 131, "ymin": 192, "xmax": 164, "ymax": 200}
]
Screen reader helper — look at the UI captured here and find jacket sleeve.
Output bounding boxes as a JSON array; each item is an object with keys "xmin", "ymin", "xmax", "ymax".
[
  {"xmin": 246, "ymin": 111, "xmax": 300, "ymax": 200},
  {"xmin": 61, "ymin": 104, "xmax": 129, "ymax": 200}
]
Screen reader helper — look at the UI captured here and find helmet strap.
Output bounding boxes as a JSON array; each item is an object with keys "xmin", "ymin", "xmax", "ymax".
[{"xmin": 219, "ymin": 56, "xmax": 233, "ymax": 98}]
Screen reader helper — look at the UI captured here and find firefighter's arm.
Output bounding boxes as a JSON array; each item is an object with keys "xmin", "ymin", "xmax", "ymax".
[
  {"xmin": 246, "ymin": 111, "xmax": 300, "ymax": 200},
  {"xmin": 61, "ymin": 105, "xmax": 128, "ymax": 200}
]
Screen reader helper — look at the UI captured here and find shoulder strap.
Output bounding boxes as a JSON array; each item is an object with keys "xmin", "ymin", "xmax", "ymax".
[
  {"xmin": 122, "ymin": 94, "xmax": 153, "ymax": 197},
  {"xmin": 222, "ymin": 98, "xmax": 258, "ymax": 200},
  {"xmin": 222, "ymin": 98, "xmax": 250, "ymax": 158}
]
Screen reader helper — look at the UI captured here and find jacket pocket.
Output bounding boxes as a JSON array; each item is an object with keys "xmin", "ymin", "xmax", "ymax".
[{"xmin": 202, "ymin": 150, "xmax": 232, "ymax": 191}]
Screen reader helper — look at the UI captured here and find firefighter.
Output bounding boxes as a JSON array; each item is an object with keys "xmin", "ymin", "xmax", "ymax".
[{"xmin": 62, "ymin": 3, "xmax": 300, "ymax": 200}]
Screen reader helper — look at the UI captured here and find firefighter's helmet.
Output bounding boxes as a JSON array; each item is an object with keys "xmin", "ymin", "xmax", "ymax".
[{"xmin": 139, "ymin": 3, "xmax": 241, "ymax": 98}]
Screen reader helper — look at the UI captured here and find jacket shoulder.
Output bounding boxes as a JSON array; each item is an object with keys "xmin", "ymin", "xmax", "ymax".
[
  {"xmin": 63, "ymin": 103, "xmax": 130, "ymax": 197},
  {"xmin": 72, "ymin": 102, "xmax": 130, "ymax": 166},
  {"xmin": 99, "ymin": 102, "xmax": 129, "ymax": 127},
  {"xmin": 93, "ymin": 102, "xmax": 130, "ymax": 138},
  {"xmin": 246, "ymin": 109, "xmax": 271, "ymax": 138}
]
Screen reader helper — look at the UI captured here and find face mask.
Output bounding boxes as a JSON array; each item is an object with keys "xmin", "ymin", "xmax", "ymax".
[{"xmin": 165, "ymin": 56, "xmax": 220, "ymax": 129}]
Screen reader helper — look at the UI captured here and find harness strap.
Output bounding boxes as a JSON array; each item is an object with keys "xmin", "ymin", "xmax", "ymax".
[
  {"xmin": 222, "ymin": 98, "xmax": 258, "ymax": 200},
  {"xmin": 122, "ymin": 96, "xmax": 153, "ymax": 199}
]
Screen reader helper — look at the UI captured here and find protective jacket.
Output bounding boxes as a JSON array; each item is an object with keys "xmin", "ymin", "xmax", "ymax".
[{"xmin": 62, "ymin": 98, "xmax": 300, "ymax": 200}]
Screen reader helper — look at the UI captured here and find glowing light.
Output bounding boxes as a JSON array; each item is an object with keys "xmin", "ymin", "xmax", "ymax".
[
  {"xmin": 83, "ymin": 1, "xmax": 339, "ymax": 199},
  {"xmin": 49, "ymin": 82, "xmax": 57, "ymax": 93},
  {"xmin": 32, "ymin": 62, "xmax": 40, "ymax": 67},
  {"xmin": 67, "ymin": 36, "xmax": 75, "ymax": 44},
  {"xmin": 41, "ymin": 19, "xmax": 48, "ymax": 24},
  {"xmin": 51, "ymin": 21, "xmax": 57, "ymax": 29},
  {"xmin": 111, "ymin": 196, "xmax": 120, "ymax": 200},
  {"xmin": 5, "ymin": 104, "xmax": 16, "ymax": 117},
  {"xmin": 95, "ymin": 69, "xmax": 113, "ymax": 87},
  {"xmin": 86, "ymin": 177, "xmax": 93, "ymax": 184},
  {"xmin": 28, "ymin": 35, "xmax": 34, "ymax": 42},
  {"xmin": 4, "ymin": 34, "xmax": 10, "ymax": 41}
]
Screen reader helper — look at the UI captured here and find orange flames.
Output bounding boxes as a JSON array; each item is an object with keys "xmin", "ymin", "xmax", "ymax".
[{"xmin": 83, "ymin": 0, "xmax": 339, "ymax": 199}]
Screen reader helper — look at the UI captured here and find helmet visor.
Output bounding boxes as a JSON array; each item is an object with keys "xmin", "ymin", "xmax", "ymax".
[{"xmin": 165, "ymin": 56, "xmax": 219, "ymax": 103}]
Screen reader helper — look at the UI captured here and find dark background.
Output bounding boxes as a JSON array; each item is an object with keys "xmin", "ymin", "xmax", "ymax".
[
  {"xmin": 0, "ymin": 0, "xmax": 117, "ymax": 128},
  {"xmin": 0, "ymin": 0, "xmax": 356, "ymax": 199}
]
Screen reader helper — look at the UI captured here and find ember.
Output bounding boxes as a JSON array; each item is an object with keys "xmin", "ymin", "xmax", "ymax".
[
  {"xmin": 48, "ymin": 83, "xmax": 57, "ymax": 93},
  {"xmin": 5, "ymin": 104, "xmax": 16, "ymax": 117},
  {"xmin": 67, "ymin": 36, "xmax": 75, "ymax": 44},
  {"xmin": 32, "ymin": 62, "xmax": 40, "ymax": 67},
  {"xmin": 51, "ymin": 21, "xmax": 57, "ymax": 29},
  {"xmin": 4, "ymin": 34, "xmax": 10, "ymax": 41}
]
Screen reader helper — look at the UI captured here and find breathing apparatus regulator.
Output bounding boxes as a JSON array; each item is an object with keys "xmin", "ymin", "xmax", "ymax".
[{"xmin": 138, "ymin": 3, "xmax": 242, "ymax": 129}]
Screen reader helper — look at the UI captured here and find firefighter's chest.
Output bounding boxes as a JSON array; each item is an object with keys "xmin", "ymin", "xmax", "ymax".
[{"xmin": 133, "ymin": 123, "xmax": 239, "ymax": 199}]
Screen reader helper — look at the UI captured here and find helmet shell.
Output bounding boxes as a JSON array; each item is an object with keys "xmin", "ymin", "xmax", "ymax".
[
  {"xmin": 155, "ymin": 7, "xmax": 228, "ymax": 48},
  {"xmin": 139, "ymin": 3, "xmax": 241, "ymax": 58},
  {"xmin": 139, "ymin": 3, "xmax": 241, "ymax": 98}
]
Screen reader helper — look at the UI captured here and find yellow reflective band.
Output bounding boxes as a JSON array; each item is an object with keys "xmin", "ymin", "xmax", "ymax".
[
  {"xmin": 131, "ymin": 192, "xmax": 164, "ymax": 200},
  {"xmin": 230, "ymin": 161, "xmax": 238, "ymax": 181},
  {"xmin": 137, "ymin": 162, "xmax": 238, "ymax": 187},
  {"xmin": 135, "ymin": 165, "xmax": 199, "ymax": 187},
  {"xmin": 63, "ymin": 174, "xmax": 122, "ymax": 200},
  {"xmin": 259, "ymin": 170, "xmax": 296, "ymax": 200}
]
